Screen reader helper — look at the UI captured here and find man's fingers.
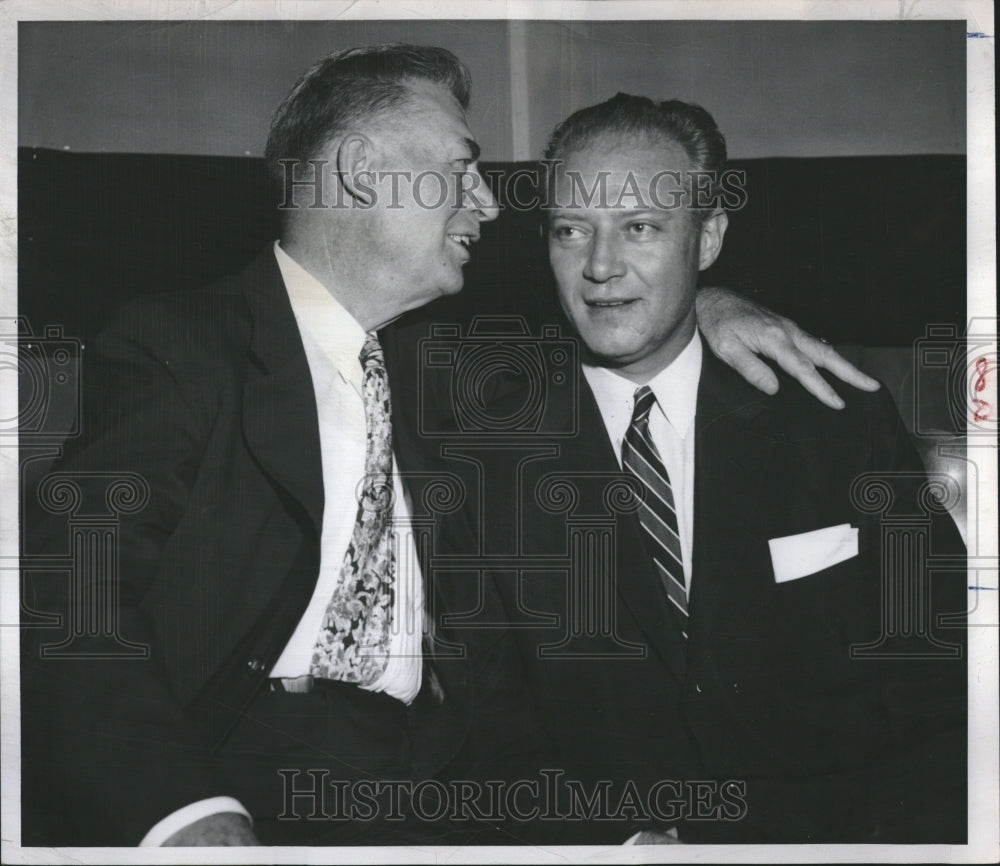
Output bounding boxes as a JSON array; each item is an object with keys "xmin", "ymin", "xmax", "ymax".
[
  {"xmin": 759, "ymin": 339, "xmax": 847, "ymax": 409},
  {"xmin": 794, "ymin": 335, "xmax": 881, "ymax": 391},
  {"xmin": 696, "ymin": 288, "xmax": 878, "ymax": 404},
  {"xmin": 781, "ymin": 353, "xmax": 847, "ymax": 409},
  {"xmin": 717, "ymin": 343, "xmax": 779, "ymax": 395},
  {"xmin": 793, "ymin": 367, "xmax": 846, "ymax": 410}
]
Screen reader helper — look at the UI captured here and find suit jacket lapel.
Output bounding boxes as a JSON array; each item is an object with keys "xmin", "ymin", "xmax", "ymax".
[
  {"xmin": 564, "ymin": 375, "xmax": 690, "ymax": 682},
  {"xmin": 687, "ymin": 350, "xmax": 773, "ymax": 651},
  {"xmin": 240, "ymin": 249, "xmax": 324, "ymax": 536}
]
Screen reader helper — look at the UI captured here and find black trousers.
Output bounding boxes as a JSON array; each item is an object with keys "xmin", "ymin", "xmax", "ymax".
[{"xmin": 212, "ymin": 674, "xmax": 467, "ymax": 845}]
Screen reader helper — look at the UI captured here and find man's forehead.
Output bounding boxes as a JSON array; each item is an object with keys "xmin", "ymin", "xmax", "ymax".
[
  {"xmin": 550, "ymin": 139, "xmax": 691, "ymax": 214},
  {"xmin": 555, "ymin": 136, "xmax": 692, "ymax": 178},
  {"xmin": 549, "ymin": 204, "xmax": 673, "ymax": 221},
  {"xmin": 545, "ymin": 133, "xmax": 709, "ymax": 218}
]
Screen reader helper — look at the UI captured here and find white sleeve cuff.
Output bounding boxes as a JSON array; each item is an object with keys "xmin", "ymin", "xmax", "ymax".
[
  {"xmin": 138, "ymin": 796, "xmax": 252, "ymax": 847},
  {"xmin": 623, "ymin": 826, "xmax": 679, "ymax": 845}
]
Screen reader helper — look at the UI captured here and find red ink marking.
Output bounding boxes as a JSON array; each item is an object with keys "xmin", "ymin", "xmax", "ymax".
[
  {"xmin": 974, "ymin": 357, "xmax": 989, "ymax": 391},
  {"xmin": 972, "ymin": 356, "xmax": 991, "ymax": 422}
]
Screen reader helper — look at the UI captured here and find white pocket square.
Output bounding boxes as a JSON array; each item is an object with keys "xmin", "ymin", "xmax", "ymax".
[{"xmin": 768, "ymin": 523, "xmax": 859, "ymax": 583}]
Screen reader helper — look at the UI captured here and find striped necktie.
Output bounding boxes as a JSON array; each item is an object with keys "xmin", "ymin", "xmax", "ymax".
[
  {"xmin": 311, "ymin": 332, "xmax": 396, "ymax": 683},
  {"xmin": 621, "ymin": 385, "xmax": 688, "ymax": 637}
]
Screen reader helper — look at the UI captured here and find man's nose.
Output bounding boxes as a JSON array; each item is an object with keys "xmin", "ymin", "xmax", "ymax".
[
  {"xmin": 464, "ymin": 166, "xmax": 499, "ymax": 222},
  {"xmin": 584, "ymin": 231, "xmax": 626, "ymax": 282}
]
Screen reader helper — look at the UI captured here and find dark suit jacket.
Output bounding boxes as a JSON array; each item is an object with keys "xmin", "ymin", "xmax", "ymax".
[
  {"xmin": 20, "ymin": 250, "xmax": 539, "ymax": 845},
  {"xmin": 451, "ymin": 343, "xmax": 967, "ymax": 843}
]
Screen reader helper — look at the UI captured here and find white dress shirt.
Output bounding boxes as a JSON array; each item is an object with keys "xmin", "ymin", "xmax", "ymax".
[
  {"xmin": 581, "ymin": 332, "xmax": 702, "ymax": 591},
  {"xmin": 268, "ymin": 241, "xmax": 424, "ymax": 700},
  {"xmin": 141, "ymin": 243, "xmax": 423, "ymax": 845}
]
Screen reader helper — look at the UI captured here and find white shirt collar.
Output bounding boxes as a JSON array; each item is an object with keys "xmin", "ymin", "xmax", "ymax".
[
  {"xmin": 582, "ymin": 330, "xmax": 703, "ymax": 451},
  {"xmin": 273, "ymin": 240, "xmax": 368, "ymax": 389}
]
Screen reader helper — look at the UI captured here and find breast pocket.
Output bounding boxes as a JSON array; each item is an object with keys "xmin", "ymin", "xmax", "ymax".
[{"xmin": 768, "ymin": 523, "xmax": 859, "ymax": 584}]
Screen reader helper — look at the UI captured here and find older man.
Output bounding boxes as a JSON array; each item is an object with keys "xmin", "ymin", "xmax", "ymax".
[
  {"xmin": 463, "ymin": 93, "xmax": 967, "ymax": 843},
  {"xmin": 21, "ymin": 47, "xmax": 875, "ymax": 847}
]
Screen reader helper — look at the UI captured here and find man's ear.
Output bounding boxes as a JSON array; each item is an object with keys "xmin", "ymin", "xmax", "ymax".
[
  {"xmin": 697, "ymin": 210, "xmax": 729, "ymax": 271},
  {"xmin": 336, "ymin": 134, "xmax": 377, "ymax": 207}
]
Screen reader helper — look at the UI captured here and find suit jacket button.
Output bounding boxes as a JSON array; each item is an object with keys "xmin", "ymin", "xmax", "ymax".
[
  {"xmin": 247, "ymin": 656, "xmax": 265, "ymax": 674},
  {"xmin": 695, "ymin": 683, "xmax": 702, "ymax": 693}
]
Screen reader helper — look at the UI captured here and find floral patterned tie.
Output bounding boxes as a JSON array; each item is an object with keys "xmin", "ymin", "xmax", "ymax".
[{"xmin": 310, "ymin": 333, "xmax": 395, "ymax": 684}]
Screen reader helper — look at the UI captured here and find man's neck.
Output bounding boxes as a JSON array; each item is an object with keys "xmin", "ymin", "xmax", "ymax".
[
  {"xmin": 279, "ymin": 235, "xmax": 387, "ymax": 332},
  {"xmin": 581, "ymin": 316, "xmax": 698, "ymax": 385}
]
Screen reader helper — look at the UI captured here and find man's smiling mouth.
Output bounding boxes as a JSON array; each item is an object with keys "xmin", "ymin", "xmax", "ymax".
[
  {"xmin": 447, "ymin": 233, "xmax": 477, "ymax": 247},
  {"xmin": 586, "ymin": 299, "xmax": 637, "ymax": 308}
]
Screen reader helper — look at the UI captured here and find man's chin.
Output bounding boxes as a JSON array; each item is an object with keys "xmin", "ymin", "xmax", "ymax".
[
  {"xmin": 578, "ymin": 342, "xmax": 640, "ymax": 369},
  {"xmin": 437, "ymin": 273, "xmax": 467, "ymax": 296}
]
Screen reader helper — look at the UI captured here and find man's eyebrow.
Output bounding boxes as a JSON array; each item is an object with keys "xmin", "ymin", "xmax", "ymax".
[{"xmin": 610, "ymin": 207, "xmax": 667, "ymax": 218}]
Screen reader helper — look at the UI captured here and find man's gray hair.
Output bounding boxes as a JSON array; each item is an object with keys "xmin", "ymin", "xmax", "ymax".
[{"xmin": 265, "ymin": 44, "xmax": 471, "ymax": 197}]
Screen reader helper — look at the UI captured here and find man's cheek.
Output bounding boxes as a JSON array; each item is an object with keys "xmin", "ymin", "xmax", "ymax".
[{"xmin": 555, "ymin": 260, "xmax": 584, "ymax": 293}]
